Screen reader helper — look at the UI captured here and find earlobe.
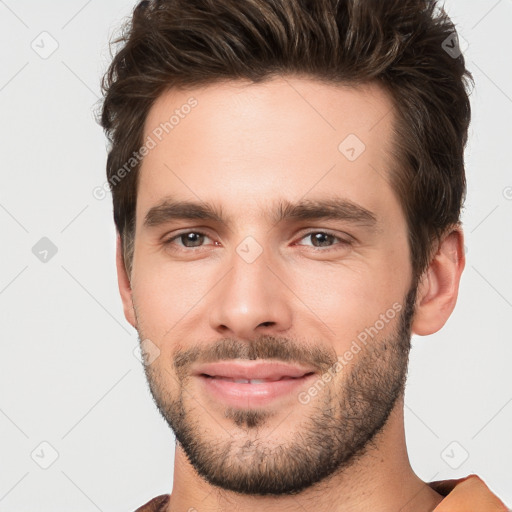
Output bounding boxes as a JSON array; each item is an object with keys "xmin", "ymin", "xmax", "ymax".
[
  {"xmin": 411, "ymin": 227, "xmax": 465, "ymax": 336},
  {"xmin": 116, "ymin": 233, "xmax": 137, "ymax": 329}
]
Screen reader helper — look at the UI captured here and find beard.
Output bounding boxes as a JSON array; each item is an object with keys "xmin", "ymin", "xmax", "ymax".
[{"xmin": 137, "ymin": 284, "xmax": 416, "ymax": 496}]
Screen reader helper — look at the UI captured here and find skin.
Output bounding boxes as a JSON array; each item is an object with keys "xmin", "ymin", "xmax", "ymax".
[{"xmin": 116, "ymin": 76, "xmax": 465, "ymax": 511}]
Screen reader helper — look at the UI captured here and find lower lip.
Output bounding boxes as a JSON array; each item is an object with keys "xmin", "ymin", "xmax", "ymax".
[{"xmin": 197, "ymin": 374, "xmax": 315, "ymax": 407}]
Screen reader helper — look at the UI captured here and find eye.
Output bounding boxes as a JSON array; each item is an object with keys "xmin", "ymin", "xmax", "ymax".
[
  {"xmin": 164, "ymin": 230, "xmax": 216, "ymax": 250},
  {"xmin": 162, "ymin": 229, "xmax": 351, "ymax": 253},
  {"xmin": 295, "ymin": 231, "xmax": 352, "ymax": 250}
]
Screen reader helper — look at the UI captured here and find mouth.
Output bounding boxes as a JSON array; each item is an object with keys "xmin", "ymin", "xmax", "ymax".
[
  {"xmin": 194, "ymin": 360, "xmax": 316, "ymax": 380},
  {"xmin": 193, "ymin": 361, "xmax": 317, "ymax": 407},
  {"xmin": 201, "ymin": 375, "xmax": 311, "ymax": 383}
]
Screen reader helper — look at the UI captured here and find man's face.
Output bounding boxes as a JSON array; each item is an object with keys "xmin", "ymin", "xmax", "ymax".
[{"xmin": 127, "ymin": 77, "xmax": 415, "ymax": 494}]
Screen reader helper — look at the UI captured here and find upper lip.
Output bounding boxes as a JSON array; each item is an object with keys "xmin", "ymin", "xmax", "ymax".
[{"xmin": 193, "ymin": 361, "xmax": 316, "ymax": 380}]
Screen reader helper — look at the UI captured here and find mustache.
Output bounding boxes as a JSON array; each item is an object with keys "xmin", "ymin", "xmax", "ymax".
[{"xmin": 173, "ymin": 335, "xmax": 338, "ymax": 378}]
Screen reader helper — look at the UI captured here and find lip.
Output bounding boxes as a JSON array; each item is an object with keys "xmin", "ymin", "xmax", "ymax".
[
  {"xmin": 193, "ymin": 360, "xmax": 316, "ymax": 380},
  {"xmin": 194, "ymin": 361, "xmax": 317, "ymax": 407}
]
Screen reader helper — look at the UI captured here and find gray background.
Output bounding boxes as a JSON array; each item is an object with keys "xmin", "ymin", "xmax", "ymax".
[{"xmin": 0, "ymin": 0, "xmax": 511, "ymax": 510}]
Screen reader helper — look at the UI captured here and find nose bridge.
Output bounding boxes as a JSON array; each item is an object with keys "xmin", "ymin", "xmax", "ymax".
[{"xmin": 208, "ymin": 236, "xmax": 292, "ymax": 337}]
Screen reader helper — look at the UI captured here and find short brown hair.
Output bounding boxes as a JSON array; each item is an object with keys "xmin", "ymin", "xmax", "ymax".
[{"xmin": 99, "ymin": 0, "xmax": 473, "ymax": 280}]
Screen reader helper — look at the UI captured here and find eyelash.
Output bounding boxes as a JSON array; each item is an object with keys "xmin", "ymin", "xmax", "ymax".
[{"xmin": 162, "ymin": 230, "xmax": 352, "ymax": 253}]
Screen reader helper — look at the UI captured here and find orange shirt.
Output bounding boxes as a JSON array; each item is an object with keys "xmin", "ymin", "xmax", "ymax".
[
  {"xmin": 135, "ymin": 474, "xmax": 510, "ymax": 511},
  {"xmin": 430, "ymin": 474, "xmax": 509, "ymax": 511}
]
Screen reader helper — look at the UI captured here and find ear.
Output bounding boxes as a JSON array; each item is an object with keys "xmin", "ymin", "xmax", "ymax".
[
  {"xmin": 411, "ymin": 227, "xmax": 465, "ymax": 336},
  {"xmin": 116, "ymin": 232, "xmax": 137, "ymax": 329}
]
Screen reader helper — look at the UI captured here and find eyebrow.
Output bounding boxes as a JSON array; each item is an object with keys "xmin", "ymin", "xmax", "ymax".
[{"xmin": 143, "ymin": 196, "xmax": 378, "ymax": 229}]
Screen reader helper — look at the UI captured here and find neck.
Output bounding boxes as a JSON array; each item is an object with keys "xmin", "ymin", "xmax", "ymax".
[{"xmin": 165, "ymin": 398, "xmax": 444, "ymax": 512}]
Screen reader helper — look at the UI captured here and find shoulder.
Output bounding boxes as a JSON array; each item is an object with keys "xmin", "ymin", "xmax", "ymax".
[
  {"xmin": 429, "ymin": 474, "xmax": 509, "ymax": 511},
  {"xmin": 133, "ymin": 494, "xmax": 171, "ymax": 512}
]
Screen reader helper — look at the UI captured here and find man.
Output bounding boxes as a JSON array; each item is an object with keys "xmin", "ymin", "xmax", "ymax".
[{"xmin": 99, "ymin": 0, "xmax": 509, "ymax": 510}]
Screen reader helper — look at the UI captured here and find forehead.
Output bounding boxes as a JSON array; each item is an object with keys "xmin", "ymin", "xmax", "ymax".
[
  {"xmin": 142, "ymin": 77, "xmax": 395, "ymax": 151},
  {"xmin": 137, "ymin": 76, "xmax": 398, "ymax": 225}
]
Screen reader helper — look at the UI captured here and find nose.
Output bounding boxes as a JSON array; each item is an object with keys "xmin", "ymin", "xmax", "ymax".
[{"xmin": 208, "ymin": 244, "xmax": 293, "ymax": 340}]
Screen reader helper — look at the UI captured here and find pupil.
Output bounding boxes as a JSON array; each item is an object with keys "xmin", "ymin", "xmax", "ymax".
[
  {"xmin": 184, "ymin": 233, "xmax": 204, "ymax": 247},
  {"xmin": 313, "ymin": 233, "xmax": 332, "ymax": 247}
]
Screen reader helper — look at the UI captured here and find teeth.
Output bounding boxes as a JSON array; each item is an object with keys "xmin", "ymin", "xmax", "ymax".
[
  {"xmin": 231, "ymin": 378, "xmax": 267, "ymax": 384},
  {"xmin": 213, "ymin": 376, "xmax": 296, "ymax": 383}
]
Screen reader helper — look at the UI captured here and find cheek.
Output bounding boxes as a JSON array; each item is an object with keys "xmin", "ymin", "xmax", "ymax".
[
  {"xmin": 288, "ymin": 257, "xmax": 408, "ymax": 343},
  {"xmin": 132, "ymin": 259, "xmax": 218, "ymax": 335}
]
